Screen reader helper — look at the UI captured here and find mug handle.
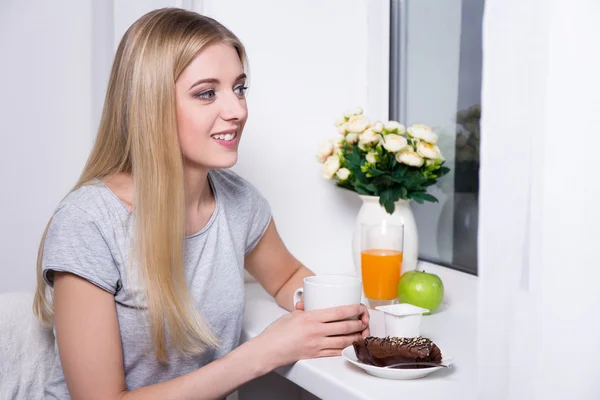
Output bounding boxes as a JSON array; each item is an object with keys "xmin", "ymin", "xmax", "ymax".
[{"xmin": 293, "ymin": 288, "xmax": 303, "ymax": 308}]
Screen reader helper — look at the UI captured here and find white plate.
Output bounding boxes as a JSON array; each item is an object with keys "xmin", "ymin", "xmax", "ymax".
[{"xmin": 341, "ymin": 345, "xmax": 454, "ymax": 380}]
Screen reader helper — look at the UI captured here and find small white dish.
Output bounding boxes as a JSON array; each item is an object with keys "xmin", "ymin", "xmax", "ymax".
[
  {"xmin": 375, "ymin": 303, "xmax": 429, "ymax": 338},
  {"xmin": 341, "ymin": 345, "xmax": 454, "ymax": 380}
]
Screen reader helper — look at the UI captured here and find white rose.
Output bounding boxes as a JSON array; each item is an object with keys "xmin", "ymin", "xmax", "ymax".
[
  {"xmin": 315, "ymin": 139, "xmax": 334, "ymax": 163},
  {"xmin": 335, "ymin": 117, "xmax": 346, "ymax": 127},
  {"xmin": 357, "ymin": 129, "xmax": 380, "ymax": 150},
  {"xmin": 344, "ymin": 106, "xmax": 363, "ymax": 119},
  {"xmin": 407, "ymin": 124, "xmax": 439, "ymax": 144},
  {"xmin": 323, "ymin": 155, "xmax": 341, "ymax": 179},
  {"xmin": 333, "ymin": 137, "xmax": 344, "ymax": 151},
  {"xmin": 416, "ymin": 141, "xmax": 442, "ymax": 159},
  {"xmin": 345, "ymin": 133, "xmax": 359, "ymax": 144},
  {"xmin": 366, "ymin": 151, "xmax": 378, "ymax": 164},
  {"xmin": 395, "ymin": 149, "xmax": 424, "ymax": 167},
  {"xmin": 383, "ymin": 134, "xmax": 408, "ymax": 152},
  {"xmin": 337, "ymin": 123, "xmax": 347, "ymax": 135},
  {"xmin": 336, "ymin": 168, "xmax": 350, "ymax": 181},
  {"xmin": 371, "ymin": 121, "xmax": 384, "ymax": 133},
  {"xmin": 385, "ymin": 120, "xmax": 406, "ymax": 134},
  {"xmin": 346, "ymin": 115, "xmax": 370, "ymax": 133}
]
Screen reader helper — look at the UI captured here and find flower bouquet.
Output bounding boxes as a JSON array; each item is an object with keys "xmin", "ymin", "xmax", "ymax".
[{"xmin": 316, "ymin": 107, "xmax": 450, "ymax": 214}]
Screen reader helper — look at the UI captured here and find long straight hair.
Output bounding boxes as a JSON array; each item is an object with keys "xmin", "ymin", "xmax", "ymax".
[{"xmin": 33, "ymin": 8, "xmax": 247, "ymax": 362}]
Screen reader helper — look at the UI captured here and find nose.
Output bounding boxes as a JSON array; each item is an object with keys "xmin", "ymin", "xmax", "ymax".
[{"xmin": 220, "ymin": 91, "xmax": 247, "ymax": 122}]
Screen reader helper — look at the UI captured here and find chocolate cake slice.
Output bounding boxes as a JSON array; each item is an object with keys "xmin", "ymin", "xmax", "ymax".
[{"xmin": 352, "ymin": 336, "xmax": 442, "ymax": 368}]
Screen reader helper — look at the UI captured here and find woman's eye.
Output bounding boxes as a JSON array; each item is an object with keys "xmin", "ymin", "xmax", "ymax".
[
  {"xmin": 194, "ymin": 90, "xmax": 215, "ymax": 100},
  {"xmin": 234, "ymin": 86, "xmax": 248, "ymax": 97}
]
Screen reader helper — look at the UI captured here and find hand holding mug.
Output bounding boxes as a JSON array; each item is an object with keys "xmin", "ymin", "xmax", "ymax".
[
  {"xmin": 256, "ymin": 302, "xmax": 370, "ymax": 369},
  {"xmin": 253, "ymin": 275, "xmax": 370, "ymax": 370}
]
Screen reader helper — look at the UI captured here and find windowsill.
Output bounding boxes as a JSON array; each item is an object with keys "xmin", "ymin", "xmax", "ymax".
[{"xmin": 241, "ymin": 261, "xmax": 478, "ymax": 400}]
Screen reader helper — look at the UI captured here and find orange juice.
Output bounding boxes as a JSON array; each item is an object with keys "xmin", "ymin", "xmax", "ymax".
[{"xmin": 361, "ymin": 249, "xmax": 403, "ymax": 300}]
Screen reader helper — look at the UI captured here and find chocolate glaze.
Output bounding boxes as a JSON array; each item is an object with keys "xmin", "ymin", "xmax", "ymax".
[{"xmin": 352, "ymin": 336, "xmax": 442, "ymax": 368}]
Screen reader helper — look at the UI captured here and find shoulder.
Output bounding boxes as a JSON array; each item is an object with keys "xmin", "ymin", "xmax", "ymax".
[
  {"xmin": 209, "ymin": 169, "xmax": 271, "ymax": 215},
  {"xmin": 50, "ymin": 182, "xmax": 123, "ymax": 232},
  {"xmin": 43, "ymin": 184, "xmax": 123, "ymax": 294},
  {"xmin": 209, "ymin": 169, "xmax": 263, "ymax": 200}
]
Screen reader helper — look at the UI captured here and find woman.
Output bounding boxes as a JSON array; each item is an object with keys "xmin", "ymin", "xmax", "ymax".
[{"xmin": 33, "ymin": 8, "xmax": 369, "ymax": 400}]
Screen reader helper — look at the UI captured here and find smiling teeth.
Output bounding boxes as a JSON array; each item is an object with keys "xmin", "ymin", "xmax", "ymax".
[{"xmin": 212, "ymin": 132, "xmax": 236, "ymax": 141}]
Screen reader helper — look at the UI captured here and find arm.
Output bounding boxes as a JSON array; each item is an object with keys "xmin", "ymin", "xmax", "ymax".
[
  {"xmin": 54, "ymin": 272, "xmax": 269, "ymax": 400},
  {"xmin": 54, "ymin": 271, "xmax": 369, "ymax": 400},
  {"xmin": 244, "ymin": 219, "xmax": 314, "ymax": 311}
]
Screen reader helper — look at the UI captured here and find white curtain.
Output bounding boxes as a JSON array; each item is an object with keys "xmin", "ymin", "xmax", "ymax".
[{"xmin": 478, "ymin": 0, "xmax": 600, "ymax": 399}]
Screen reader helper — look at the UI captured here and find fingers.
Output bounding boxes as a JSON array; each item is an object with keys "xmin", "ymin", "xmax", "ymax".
[
  {"xmin": 295, "ymin": 301, "xmax": 305, "ymax": 311},
  {"xmin": 361, "ymin": 326, "xmax": 370, "ymax": 338},
  {"xmin": 318, "ymin": 349, "xmax": 342, "ymax": 358},
  {"xmin": 313, "ymin": 303, "xmax": 367, "ymax": 323},
  {"xmin": 320, "ymin": 319, "xmax": 366, "ymax": 336},
  {"xmin": 359, "ymin": 305, "xmax": 370, "ymax": 326},
  {"xmin": 322, "ymin": 333, "xmax": 362, "ymax": 350}
]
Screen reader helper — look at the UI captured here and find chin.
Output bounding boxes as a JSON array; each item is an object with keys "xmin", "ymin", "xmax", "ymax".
[
  {"xmin": 187, "ymin": 153, "xmax": 238, "ymax": 170},
  {"xmin": 211, "ymin": 156, "xmax": 238, "ymax": 169}
]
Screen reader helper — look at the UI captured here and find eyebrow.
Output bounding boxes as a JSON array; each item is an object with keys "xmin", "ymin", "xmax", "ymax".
[{"xmin": 189, "ymin": 73, "xmax": 247, "ymax": 90}]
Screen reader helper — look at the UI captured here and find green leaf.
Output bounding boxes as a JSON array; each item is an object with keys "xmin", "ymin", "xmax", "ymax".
[
  {"xmin": 379, "ymin": 188, "xmax": 397, "ymax": 214},
  {"xmin": 386, "ymin": 174, "xmax": 407, "ymax": 185},
  {"xmin": 410, "ymin": 191, "xmax": 439, "ymax": 203},
  {"xmin": 400, "ymin": 187, "xmax": 408, "ymax": 199},
  {"xmin": 352, "ymin": 182, "xmax": 372, "ymax": 195},
  {"xmin": 354, "ymin": 181, "xmax": 377, "ymax": 195},
  {"xmin": 369, "ymin": 168, "xmax": 387, "ymax": 177},
  {"xmin": 419, "ymin": 193, "xmax": 439, "ymax": 203},
  {"xmin": 364, "ymin": 183, "xmax": 377, "ymax": 193},
  {"xmin": 379, "ymin": 186, "xmax": 406, "ymax": 213},
  {"xmin": 383, "ymin": 200, "xmax": 395, "ymax": 214},
  {"xmin": 438, "ymin": 166, "xmax": 451, "ymax": 176},
  {"xmin": 345, "ymin": 146, "xmax": 363, "ymax": 168}
]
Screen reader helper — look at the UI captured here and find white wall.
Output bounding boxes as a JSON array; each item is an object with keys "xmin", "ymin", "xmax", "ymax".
[{"xmin": 0, "ymin": 0, "xmax": 96, "ymax": 293}]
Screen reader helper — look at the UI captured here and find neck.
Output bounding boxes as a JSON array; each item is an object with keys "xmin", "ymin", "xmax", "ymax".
[{"xmin": 183, "ymin": 164, "xmax": 212, "ymax": 213}]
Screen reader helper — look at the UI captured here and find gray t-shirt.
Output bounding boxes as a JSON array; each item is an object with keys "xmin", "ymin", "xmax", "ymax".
[{"xmin": 41, "ymin": 169, "xmax": 271, "ymax": 399}]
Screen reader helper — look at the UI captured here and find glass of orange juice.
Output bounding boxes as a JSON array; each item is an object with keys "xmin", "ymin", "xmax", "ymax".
[{"xmin": 360, "ymin": 221, "xmax": 404, "ymax": 307}]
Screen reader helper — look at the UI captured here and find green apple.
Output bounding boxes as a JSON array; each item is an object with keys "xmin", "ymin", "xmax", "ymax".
[{"xmin": 397, "ymin": 270, "xmax": 444, "ymax": 315}]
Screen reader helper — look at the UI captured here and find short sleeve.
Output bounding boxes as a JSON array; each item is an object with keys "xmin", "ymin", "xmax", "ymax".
[
  {"xmin": 42, "ymin": 205, "xmax": 121, "ymax": 295},
  {"xmin": 244, "ymin": 184, "xmax": 272, "ymax": 255}
]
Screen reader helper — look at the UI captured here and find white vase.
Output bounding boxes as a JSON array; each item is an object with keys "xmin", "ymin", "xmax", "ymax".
[{"xmin": 351, "ymin": 195, "xmax": 419, "ymax": 278}]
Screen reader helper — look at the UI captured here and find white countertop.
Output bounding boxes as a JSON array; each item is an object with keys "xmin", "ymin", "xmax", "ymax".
[{"xmin": 241, "ymin": 262, "xmax": 478, "ymax": 400}]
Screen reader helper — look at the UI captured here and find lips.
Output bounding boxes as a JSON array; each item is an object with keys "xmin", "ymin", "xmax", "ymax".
[
  {"xmin": 210, "ymin": 129, "xmax": 239, "ymax": 148},
  {"xmin": 210, "ymin": 131, "xmax": 237, "ymax": 141}
]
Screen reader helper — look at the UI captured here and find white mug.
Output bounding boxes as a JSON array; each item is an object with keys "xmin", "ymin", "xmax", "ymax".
[{"xmin": 293, "ymin": 275, "xmax": 362, "ymax": 311}]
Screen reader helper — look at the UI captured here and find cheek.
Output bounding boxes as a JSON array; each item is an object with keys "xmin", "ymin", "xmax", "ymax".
[{"xmin": 176, "ymin": 102, "xmax": 212, "ymax": 155}]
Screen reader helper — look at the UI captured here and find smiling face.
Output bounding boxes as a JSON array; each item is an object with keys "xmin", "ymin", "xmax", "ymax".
[{"xmin": 175, "ymin": 42, "xmax": 248, "ymax": 170}]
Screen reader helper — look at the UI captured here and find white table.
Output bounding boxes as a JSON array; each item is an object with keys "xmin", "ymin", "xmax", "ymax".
[{"xmin": 240, "ymin": 263, "xmax": 478, "ymax": 400}]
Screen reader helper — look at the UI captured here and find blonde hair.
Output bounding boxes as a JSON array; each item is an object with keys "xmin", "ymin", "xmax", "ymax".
[{"xmin": 33, "ymin": 8, "xmax": 247, "ymax": 362}]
